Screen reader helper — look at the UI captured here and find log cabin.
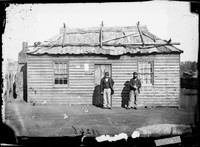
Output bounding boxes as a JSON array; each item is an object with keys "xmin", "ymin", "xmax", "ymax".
[{"xmin": 26, "ymin": 23, "xmax": 183, "ymax": 107}]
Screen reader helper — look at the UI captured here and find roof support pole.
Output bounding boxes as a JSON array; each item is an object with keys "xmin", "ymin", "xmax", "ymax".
[
  {"xmin": 137, "ymin": 21, "xmax": 145, "ymax": 46},
  {"xmin": 62, "ymin": 23, "xmax": 66, "ymax": 48},
  {"xmin": 100, "ymin": 21, "xmax": 103, "ymax": 48},
  {"xmin": 102, "ymin": 33, "xmax": 139, "ymax": 44}
]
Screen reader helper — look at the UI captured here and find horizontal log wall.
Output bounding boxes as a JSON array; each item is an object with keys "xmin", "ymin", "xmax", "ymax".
[{"xmin": 27, "ymin": 54, "xmax": 180, "ymax": 107}]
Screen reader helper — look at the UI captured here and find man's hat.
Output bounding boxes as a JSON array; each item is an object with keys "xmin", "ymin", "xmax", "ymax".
[
  {"xmin": 105, "ymin": 72, "xmax": 109, "ymax": 76},
  {"xmin": 133, "ymin": 72, "xmax": 138, "ymax": 75}
]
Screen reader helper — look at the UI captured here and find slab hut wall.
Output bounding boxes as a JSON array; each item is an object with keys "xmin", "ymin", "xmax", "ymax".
[{"xmin": 27, "ymin": 53, "xmax": 180, "ymax": 107}]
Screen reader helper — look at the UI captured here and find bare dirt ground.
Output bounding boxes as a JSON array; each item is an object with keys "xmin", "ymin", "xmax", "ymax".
[{"xmin": 4, "ymin": 89, "xmax": 198, "ymax": 138}]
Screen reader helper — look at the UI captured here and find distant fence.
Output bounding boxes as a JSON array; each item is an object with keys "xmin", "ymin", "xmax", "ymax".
[{"xmin": 181, "ymin": 78, "xmax": 198, "ymax": 89}]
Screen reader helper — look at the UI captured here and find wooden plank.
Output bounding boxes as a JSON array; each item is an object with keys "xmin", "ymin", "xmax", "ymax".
[
  {"xmin": 111, "ymin": 102, "xmax": 179, "ymax": 107},
  {"xmin": 70, "ymin": 80, "xmax": 95, "ymax": 84},
  {"xmin": 69, "ymin": 69, "xmax": 94, "ymax": 72},
  {"xmin": 28, "ymin": 90, "xmax": 92, "ymax": 93},
  {"xmin": 29, "ymin": 96, "xmax": 92, "ymax": 100},
  {"xmin": 29, "ymin": 100, "xmax": 93, "ymax": 104},
  {"xmin": 28, "ymin": 66, "xmax": 53, "ymax": 69},
  {"xmin": 112, "ymin": 99, "xmax": 180, "ymax": 103},
  {"xmin": 28, "ymin": 98, "xmax": 92, "ymax": 102},
  {"xmin": 29, "ymin": 92, "xmax": 93, "ymax": 96},
  {"xmin": 31, "ymin": 93, "xmax": 93, "ymax": 97},
  {"xmin": 112, "ymin": 73, "xmax": 135, "ymax": 76},
  {"xmin": 27, "ymin": 56, "xmax": 180, "ymax": 62},
  {"xmin": 135, "ymin": 56, "xmax": 179, "ymax": 60},
  {"xmin": 69, "ymin": 77, "xmax": 94, "ymax": 80},
  {"xmin": 154, "ymin": 68, "xmax": 179, "ymax": 71},
  {"xmin": 113, "ymin": 88, "xmax": 179, "ymax": 92},
  {"xmin": 154, "ymin": 84, "xmax": 179, "ymax": 87},
  {"xmin": 154, "ymin": 65, "xmax": 179, "ymax": 68},
  {"xmin": 28, "ymin": 85, "xmax": 95, "ymax": 89},
  {"xmin": 154, "ymin": 63, "xmax": 179, "ymax": 66},
  {"xmin": 112, "ymin": 68, "xmax": 137, "ymax": 71},
  {"xmin": 27, "ymin": 69, "xmax": 53, "ymax": 72},
  {"xmin": 70, "ymin": 66, "xmax": 94, "ymax": 69},
  {"xmin": 112, "ymin": 66, "xmax": 137, "ymax": 69},
  {"xmin": 69, "ymin": 75, "xmax": 94, "ymax": 78},
  {"xmin": 113, "ymin": 99, "xmax": 179, "ymax": 103},
  {"xmin": 28, "ymin": 65, "xmax": 53, "ymax": 68},
  {"xmin": 137, "ymin": 21, "xmax": 145, "ymax": 45},
  {"xmin": 154, "ymin": 74, "xmax": 180, "ymax": 77},
  {"xmin": 27, "ymin": 61, "xmax": 52, "ymax": 65},
  {"xmin": 112, "ymin": 99, "xmax": 179, "ymax": 103},
  {"xmin": 28, "ymin": 75, "xmax": 53, "ymax": 78},
  {"xmin": 28, "ymin": 101, "xmax": 93, "ymax": 105},
  {"xmin": 112, "ymin": 98, "xmax": 179, "ymax": 102},
  {"xmin": 113, "ymin": 93, "xmax": 180, "ymax": 97},
  {"xmin": 28, "ymin": 81, "xmax": 53, "ymax": 84},
  {"xmin": 102, "ymin": 33, "xmax": 139, "ymax": 43},
  {"xmin": 70, "ymin": 83, "xmax": 94, "ymax": 86},
  {"xmin": 29, "ymin": 96, "xmax": 93, "ymax": 99},
  {"xmin": 28, "ymin": 58, "xmax": 107, "ymax": 62},
  {"xmin": 154, "ymin": 81, "xmax": 179, "ymax": 84},
  {"xmin": 69, "ymin": 86, "xmax": 95, "ymax": 89},
  {"xmin": 154, "ymin": 69, "xmax": 179, "ymax": 72},
  {"xmin": 28, "ymin": 77, "xmax": 53, "ymax": 79},
  {"xmin": 113, "ymin": 82, "xmax": 179, "ymax": 86},
  {"xmin": 28, "ymin": 79, "xmax": 53, "ymax": 82},
  {"xmin": 100, "ymin": 21, "xmax": 103, "ymax": 47},
  {"xmin": 29, "ymin": 95, "xmax": 93, "ymax": 99},
  {"xmin": 27, "ymin": 53, "xmax": 179, "ymax": 59},
  {"xmin": 28, "ymin": 71, "xmax": 53, "ymax": 75},
  {"xmin": 112, "ymin": 72, "xmax": 133, "ymax": 75},
  {"xmin": 154, "ymin": 77, "xmax": 180, "ymax": 80},
  {"xmin": 154, "ymin": 72, "xmax": 179, "ymax": 74},
  {"xmin": 30, "ymin": 96, "xmax": 93, "ymax": 100},
  {"xmin": 113, "ymin": 93, "xmax": 179, "ymax": 97}
]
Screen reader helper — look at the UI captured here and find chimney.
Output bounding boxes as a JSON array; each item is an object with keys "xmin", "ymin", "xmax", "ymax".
[
  {"xmin": 18, "ymin": 42, "xmax": 29, "ymax": 64},
  {"xmin": 60, "ymin": 27, "xmax": 64, "ymax": 34},
  {"xmin": 22, "ymin": 42, "xmax": 28, "ymax": 50},
  {"xmin": 59, "ymin": 23, "xmax": 68, "ymax": 34}
]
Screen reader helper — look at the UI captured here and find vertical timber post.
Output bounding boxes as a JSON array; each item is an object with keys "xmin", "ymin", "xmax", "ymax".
[
  {"xmin": 62, "ymin": 23, "xmax": 66, "ymax": 48},
  {"xmin": 100, "ymin": 21, "xmax": 103, "ymax": 48},
  {"xmin": 137, "ymin": 21, "xmax": 145, "ymax": 47}
]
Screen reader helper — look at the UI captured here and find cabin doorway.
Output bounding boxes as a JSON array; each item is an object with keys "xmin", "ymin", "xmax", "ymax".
[{"xmin": 93, "ymin": 64, "xmax": 112, "ymax": 107}]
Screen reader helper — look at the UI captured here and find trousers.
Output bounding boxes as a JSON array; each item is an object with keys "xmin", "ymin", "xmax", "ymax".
[
  {"xmin": 128, "ymin": 90, "xmax": 139, "ymax": 108},
  {"xmin": 103, "ymin": 88, "xmax": 111, "ymax": 107}
]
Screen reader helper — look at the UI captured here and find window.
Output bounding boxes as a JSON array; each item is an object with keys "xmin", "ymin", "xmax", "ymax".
[
  {"xmin": 138, "ymin": 61, "xmax": 154, "ymax": 85},
  {"xmin": 54, "ymin": 62, "xmax": 68, "ymax": 85}
]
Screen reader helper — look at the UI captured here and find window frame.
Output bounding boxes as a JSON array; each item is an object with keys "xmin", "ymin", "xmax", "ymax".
[
  {"xmin": 53, "ymin": 60, "xmax": 69, "ymax": 87},
  {"xmin": 137, "ymin": 61, "xmax": 154, "ymax": 86}
]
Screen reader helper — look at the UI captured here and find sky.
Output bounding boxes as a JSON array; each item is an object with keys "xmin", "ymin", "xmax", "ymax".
[{"xmin": 2, "ymin": 2, "xmax": 199, "ymax": 62}]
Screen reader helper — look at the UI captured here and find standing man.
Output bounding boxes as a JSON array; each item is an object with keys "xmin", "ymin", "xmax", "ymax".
[
  {"xmin": 127, "ymin": 72, "xmax": 141, "ymax": 109},
  {"xmin": 101, "ymin": 72, "xmax": 114, "ymax": 109}
]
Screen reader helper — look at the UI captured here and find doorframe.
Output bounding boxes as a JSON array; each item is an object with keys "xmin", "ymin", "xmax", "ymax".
[
  {"xmin": 94, "ymin": 63, "xmax": 112, "ymax": 85},
  {"xmin": 94, "ymin": 64, "xmax": 113, "ymax": 106}
]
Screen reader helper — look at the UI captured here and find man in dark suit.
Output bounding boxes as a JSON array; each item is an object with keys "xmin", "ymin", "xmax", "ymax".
[
  {"xmin": 101, "ymin": 72, "xmax": 114, "ymax": 109},
  {"xmin": 127, "ymin": 72, "xmax": 141, "ymax": 109}
]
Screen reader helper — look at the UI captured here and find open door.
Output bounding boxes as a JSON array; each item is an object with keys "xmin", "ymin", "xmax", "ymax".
[{"xmin": 93, "ymin": 64, "xmax": 112, "ymax": 107}]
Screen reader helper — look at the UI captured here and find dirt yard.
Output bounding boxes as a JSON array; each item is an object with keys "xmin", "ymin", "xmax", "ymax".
[{"xmin": 4, "ymin": 89, "xmax": 198, "ymax": 138}]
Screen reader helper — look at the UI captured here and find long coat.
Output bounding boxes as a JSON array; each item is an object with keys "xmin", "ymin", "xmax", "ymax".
[
  {"xmin": 100, "ymin": 77, "xmax": 114, "ymax": 95},
  {"xmin": 130, "ymin": 78, "xmax": 141, "ymax": 93}
]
